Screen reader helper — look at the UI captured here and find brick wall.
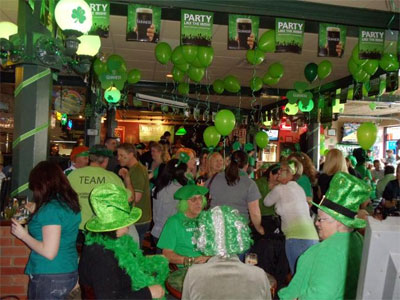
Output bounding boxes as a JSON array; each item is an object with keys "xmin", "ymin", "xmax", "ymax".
[{"xmin": 0, "ymin": 223, "xmax": 30, "ymax": 300}]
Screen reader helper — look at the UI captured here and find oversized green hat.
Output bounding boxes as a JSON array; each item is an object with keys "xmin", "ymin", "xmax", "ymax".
[
  {"xmin": 312, "ymin": 172, "xmax": 371, "ymax": 228},
  {"xmin": 86, "ymin": 183, "xmax": 141, "ymax": 232},
  {"xmin": 174, "ymin": 183, "xmax": 208, "ymax": 201}
]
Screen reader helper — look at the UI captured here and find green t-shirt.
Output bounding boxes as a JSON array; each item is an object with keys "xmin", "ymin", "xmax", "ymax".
[
  {"xmin": 297, "ymin": 175, "xmax": 313, "ymax": 198},
  {"xmin": 157, "ymin": 212, "xmax": 202, "ymax": 264},
  {"xmin": 255, "ymin": 177, "xmax": 275, "ymax": 216},
  {"xmin": 25, "ymin": 199, "xmax": 81, "ymax": 274},
  {"xmin": 68, "ymin": 166, "xmax": 125, "ymax": 229},
  {"xmin": 129, "ymin": 162, "xmax": 151, "ymax": 224}
]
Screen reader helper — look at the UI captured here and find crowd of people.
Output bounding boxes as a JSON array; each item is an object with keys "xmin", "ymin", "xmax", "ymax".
[{"xmin": 8, "ymin": 133, "xmax": 400, "ymax": 300}]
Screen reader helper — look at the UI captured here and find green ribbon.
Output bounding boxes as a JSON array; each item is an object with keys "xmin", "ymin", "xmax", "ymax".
[
  {"xmin": 12, "ymin": 122, "xmax": 49, "ymax": 149},
  {"xmin": 10, "ymin": 182, "xmax": 29, "ymax": 198},
  {"xmin": 14, "ymin": 69, "xmax": 51, "ymax": 97}
]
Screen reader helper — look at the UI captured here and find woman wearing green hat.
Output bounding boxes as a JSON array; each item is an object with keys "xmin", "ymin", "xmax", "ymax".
[
  {"xmin": 78, "ymin": 183, "xmax": 169, "ymax": 299},
  {"xmin": 278, "ymin": 172, "xmax": 371, "ymax": 300}
]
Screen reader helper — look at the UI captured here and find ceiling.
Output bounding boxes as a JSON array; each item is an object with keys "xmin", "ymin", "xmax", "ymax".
[{"xmin": 1, "ymin": 0, "xmax": 399, "ymax": 121}]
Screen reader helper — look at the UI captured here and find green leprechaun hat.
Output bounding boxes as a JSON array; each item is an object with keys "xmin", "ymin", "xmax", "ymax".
[
  {"xmin": 312, "ymin": 172, "xmax": 371, "ymax": 228},
  {"xmin": 86, "ymin": 183, "xmax": 141, "ymax": 232},
  {"xmin": 174, "ymin": 182, "xmax": 209, "ymax": 201}
]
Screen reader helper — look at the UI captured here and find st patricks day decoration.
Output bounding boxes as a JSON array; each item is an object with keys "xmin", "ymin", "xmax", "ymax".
[
  {"xmin": 318, "ymin": 23, "xmax": 346, "ymax": 57},
  {"xmin": 104, "ymin": 87, "xmax": 121, "ymax": 104},
  {"xmin": 212, "ymin": 79, "xmax": 224, "ymax": 94},
  {"xmin": 359, "ymin": 27, "xmax": 385, "ymax": 60},
  {"xmin": 203, "ymin": 126, "xmax": 221, "ymax": 147},
  {"xmin": 348, "ymin": 45, "xmax": 381, "ymax": 83},
  {"xmin": 214, "ymin": 109, "xmax": 236, "ymax": 136},
  {"xmin": 154, "ymin": 42, "xmax": 172, "ymax": 64},
  {"xmin": 181, "ymin": 10, "xmax": 213, "ymax": 47},
  {"xmin": 384, "ymin": 30, "xmax": 398, "ymax": 56},
  {"xmin": 284, "ymin": 103, "xmax": 299, "ymax": 116},
  {"xmin": 86, "ymin": 0, "xmax": 110, "ymax": 37},
  {"xmin": 304, "ymin": 63, "xmax": 318, "ymax": 83},
  {"xmin": 263, "ymin": 62, "xmax": 284, "ymax": 86},
  {"xmin": 246, "ymin": 49, "xmax": 264, "ymax": 65},
  {"xmin": 228, "ymin": 14, "xmax": 259, "ymax": 50},
  {"xmin": 317, "ymin": 60, "xmax": 333, "ymax": 80},
  {"xmin": 223, "ymin": 75, "xmax": 241, "ymax": 93},
  {"xmin": 286, "ymin": 81, "xmax": 314, "ymax": 112},
  {"xmin": 258, "ymin": 30, "xmax": 276, "ymax": 53},
  {"xmin": 255, "ymin": 131, "xmax": 269, "ymax": 149},
  {"xmin": 126, "ymin": 4, "xmax": 161, "ymax": 43},
  {"xmin": 96, "ymin": 54, "xmax": 128, "ymax": 90},
  {"xmin": 275, "ymin": 18, "xmax": 305, "ymax": 54},
  {"xmin": 357, "ymin": 122, "xmax": 377, "ymax": 150}
]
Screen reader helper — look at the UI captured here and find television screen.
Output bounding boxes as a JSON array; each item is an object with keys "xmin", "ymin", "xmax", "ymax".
[
  {"xmin": 342, "ymin": 123, "xmax": 360, "ymax": 143},
  {"xmin": 263, "ymin": 129, "xmax": 279, "ymax": 141}
]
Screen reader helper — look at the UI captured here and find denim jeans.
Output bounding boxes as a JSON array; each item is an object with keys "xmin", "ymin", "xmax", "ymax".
[
  {"xmin": 285, "ymin": 238, "xmax": 318, "ymax": 274},
  {"xmin": 28, "ymin": 271, "xmax": 78, "ymax": 300},
  {"xmin": 136, "ymin": 222, "xmax": 151, "ymax": 248}
]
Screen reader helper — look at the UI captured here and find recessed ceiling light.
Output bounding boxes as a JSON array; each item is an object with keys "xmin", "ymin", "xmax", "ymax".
[{"xmin": 166, "ymin": 74, "xmax": 173, "ymax": 78}]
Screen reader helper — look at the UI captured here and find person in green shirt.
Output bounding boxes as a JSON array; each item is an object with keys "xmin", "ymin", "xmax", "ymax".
[{"xmin": 279, "ymin": 172, "xmax": 370, "ymax": 300}]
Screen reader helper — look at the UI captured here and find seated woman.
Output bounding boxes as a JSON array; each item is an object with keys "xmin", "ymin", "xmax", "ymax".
[
  {"xmin": 278, "ymin": 172, "xmax": 370, "ymax": 300},
  {"xmin": 157, "ymin": 183, "xmax": 210, "ymax": 267},
  {"xmin": 79, "ymin": 184, "xmax": 168, "ymax": 299}
]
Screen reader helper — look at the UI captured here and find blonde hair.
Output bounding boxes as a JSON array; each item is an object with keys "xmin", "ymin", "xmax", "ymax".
[
  {"xmin": 207, "ymin": 152, "xmax": 224, "ymax": 178},
  {"xmin": 151, "ymin": 142, "xmax": 170, "ymax": 163},
  {"xmin": 285, "ymin": 157, "xmax": 303, "ymax": 180},
  {"xmin": 323, "ymin": 149, "xmax": 348, "ymax": 175}
]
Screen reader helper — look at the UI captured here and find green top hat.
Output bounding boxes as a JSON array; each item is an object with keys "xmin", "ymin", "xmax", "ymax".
[
  {"xmin": 174, "ymin": 183, "xmax": 209, "ymax": 201},
  {"xmin": 86, "ymin": 183, "xmax": 142, "ymax": 232},
  {"xmin": 312, "ymin": 172, "xmax": 371, "ymax": 228}
]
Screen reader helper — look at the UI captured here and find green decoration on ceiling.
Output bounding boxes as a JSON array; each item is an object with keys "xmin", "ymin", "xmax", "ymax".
[
  {"xmin": 298, "ymin": 98, "xmax": 314, "ymax": 112},
  {"xmin": 284, "ymin": 103, "xmax": 299, "ymax": 115},
  {"xmin": 99, "ymin": 69, "xmax": 127, "ymax": 90},
  {"xmin": 104, "ymin": 87, "xmax": 121, "ymax": 104}
]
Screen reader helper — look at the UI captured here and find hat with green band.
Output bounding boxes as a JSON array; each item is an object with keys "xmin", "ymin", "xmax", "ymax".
[
  {"xmin": 89, "ymin": 145, "xmax": 113, "ymax": 158},
  {"xmin": 70, "ymin": 146, "xmax": 89, "ymax": 161},
  {"xmin": 86, "ymin": 183, "xmax": 141, "ymax": 232},
  {"xmin": 312, "ymin": 172, "xmax": 371, "ymax": 228},
  {"xmin": 174, "ymin": 152, "xmax": 190, "ymax": 167}
]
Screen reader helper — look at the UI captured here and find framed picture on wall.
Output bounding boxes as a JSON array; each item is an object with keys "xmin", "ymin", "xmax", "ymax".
[{"xmin": 328, "ymin": 128, "xmax": 336, "ymax": 136}]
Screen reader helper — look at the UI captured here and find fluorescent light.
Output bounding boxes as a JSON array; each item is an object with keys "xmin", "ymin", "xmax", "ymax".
[{"xmin": 135, "ymin": 93, "xmax": 188, "ymax": 108}]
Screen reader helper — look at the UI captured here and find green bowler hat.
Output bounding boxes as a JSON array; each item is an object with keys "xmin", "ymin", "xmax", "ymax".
[
  {"xmin": 312, "ymin": 172, "xmax": 371, "ymax": 228},
  {"xmin": 174, "ymin": 183, "xmax": 209, "ymax": 201},
  {"xmin": 86, "ymin": 183, "xmax": 142, "ymax": 232}
]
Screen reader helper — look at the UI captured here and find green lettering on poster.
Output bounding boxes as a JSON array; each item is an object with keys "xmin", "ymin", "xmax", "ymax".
[
  {"xmin": 318, "ymin": 23, "xmax": 346, "ymax": 58},
  {"xmin": 126, "ymin": 4, "xmax": 161, "ymax": 43},
  {"xmin": 86, "ymin": 0, "xmax": 110, "ymax": 37},
  {"xmin": 275, "ymin": 18, "xmax": 304, "ymax": 54},
  {"xmin": 227, "ymin": 14, "xmax": 259, "ymax": 50},
  {"xmin": 359, "ymin": 27, "xmax": 385, "ymax": 59},
  {"xmin": 181, "ymin": 9, "xmax": 213, "ymax": 46}
]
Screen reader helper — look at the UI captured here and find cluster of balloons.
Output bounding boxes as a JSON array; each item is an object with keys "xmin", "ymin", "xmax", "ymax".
[
  {"xmin": 304, "ymin": 60, "xmax": 332, "ymax": 83},
  {"xmin": 348, "ymin": 45, "xmax": 399, "ymax": 83},
  {"xmin": 203, "ymin": 109, "xmax": 235, "ymax": 148},
  {"xmin": 245, "ymin": 30, "xmax": 276, "ymax": 66},
  {"xmin": 261, "ymin": 62, "xmax": 284, "ymax": 89},
  {"xmin": 213, "ymin": 75, "xmax": 241, "ymax": 94},
  {"xmin": 357, "ymin": 122, "xmax": 377, "ymax": 150},
  {"xmin": 154, "ymin": 42, "xmax": 215, "ymax": 95}
]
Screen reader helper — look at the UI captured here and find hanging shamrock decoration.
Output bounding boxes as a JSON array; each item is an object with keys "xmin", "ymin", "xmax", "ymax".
[{"xmin": 285, "ymin": 81, "xmax": 314, "ymax": 113}]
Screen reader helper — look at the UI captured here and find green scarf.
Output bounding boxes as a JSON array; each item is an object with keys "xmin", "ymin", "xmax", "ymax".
[{"xmin": 85, "ymin": 233, "xmax": 169, "ymax": 296}]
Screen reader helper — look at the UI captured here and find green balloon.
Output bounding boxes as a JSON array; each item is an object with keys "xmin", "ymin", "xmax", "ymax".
[
  {"xmin": 172, "ymin": 66, "xmax": 185, "ymax": 83},
  {"xmin": 104, "ymin": 87, "xmax": 121, "ymax": 104},
  {"xmin": 263, "ymin": 73, "xmax": 280, "ymax": 86},
  {"xmin": 177, "ymin": 82, "xmax": 189, "ymax": 95},
  {"xmin": 246, "ymin": 49, "xmax": 264, "ymax": 65},
  {"xmin": 353, "ymin": 68, "xmax": 368, "ymax": 83},
  {"xmin": 258, "ymin": 30, "xmax": 275, "ymax": 53},
  {"xmin": 188, "ymin": 66, "xmax": 205, "ymax": 82},
  {"xmin": 171, "ymin": 46, "xmax": 186, "ymax": 65},
  {"xmin": 357, "ymin": 122, "xmax": 377, "ymax": 150},
  {"xmin": 255, "ymin": 131, "xmax": 269, "ymax": 148},
  {"xmin": 362, "ymin": 59, "xmax": 379, "ymax": 76},
  {"xmin": 250, "ymin": 76, "xmax": 263, "ymax": 92},
  {"xmin": 317, "ymin": 60, "xmax": 332, "ymax": 80},
  {"xmin": 197, "ymin": 46, "xmax": 214, "ymax": 67},
  {"xmin": 182, "ymin": 45, "xmax": 198, "ymax": 63},
  {"xmin": 347, "ymin": 58, "xmax": 360, "ymax": 76},
  {"xmin": 268, "ymin": 62, "xmax": 284, "ymax": 78},
  {"xmin": 175, "ymin": 62, "xmax": 190, "ymax": 72},
  {"xmin": 213, "ymin": 79, "xmax": 224, "ymax": 94},
  {"xmin": 203, "ymin": 126, "xmax": 221, "ymax": 147},
  {"xmin": 215, "ymin": 109, "xmax": 236, "ymax": 136},
  {"xmin": 107, "ymin": 54, "xmax": 126, "ymax": 72},
  {"xmin": 299, "ymin": 99, "xmax": 314, "ymax": 112},
  {"xmin": 304, "ymin": 63, "xmax": 318, "ymax": 83},
  {"xmin": 223, "ymin": 75, "xmax": 241, "ymax": 93},
  {"xmin": 155, "ymin": 42, "xmax": 172, "ymax": 65},
  {"xmin": 93, "ymin": 59, "xmax": 107, "ymax": 75},
  {"xmin": 127, "ymin": 69, "xmax": 141, "ymax": 84},
  {"xmin": 351, "ymin": 45, "xmax": 367, "ymax": 66},
  {"xmin": 191, "ymin": 56, "xmax": 203, "ymax": 68},
  {"xmin": 379, "ymin": 53, "xmax": 399, "ymax": 72}
]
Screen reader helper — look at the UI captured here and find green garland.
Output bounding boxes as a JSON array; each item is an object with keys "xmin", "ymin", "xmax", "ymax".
[{"xmin": 85, "ymin": 233, "xmax": 170, "ymax": 293}]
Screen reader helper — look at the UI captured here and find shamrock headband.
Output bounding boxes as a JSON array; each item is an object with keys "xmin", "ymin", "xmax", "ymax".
[
  {"xmin": 287, "ymin": 160, "xmax": 297, "ymax": 175},
  {"xmin": 174, "ymin": 152, "xmax": 190, "ymax": 167},
  {"xmin": 202, "ymin": 146, "xmax": 222, "ymax": 154}
]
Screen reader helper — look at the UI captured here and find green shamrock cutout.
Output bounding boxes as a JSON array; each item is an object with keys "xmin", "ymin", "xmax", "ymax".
[
  {"xmin": 72, "ymin": 7, "xmax": 86, "ymax": 24},
  {"xmin": 99, "ymin": 69, "xmax": 127, "ymax": 90},
  {"xmin": 286, "ymin": 81, "xmax": 312, "ymax": 105}
]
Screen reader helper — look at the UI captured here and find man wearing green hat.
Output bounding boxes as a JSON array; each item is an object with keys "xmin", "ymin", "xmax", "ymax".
[{"xmin": 278, "ymin": 172, "xmax": 371, "ymax": 300}]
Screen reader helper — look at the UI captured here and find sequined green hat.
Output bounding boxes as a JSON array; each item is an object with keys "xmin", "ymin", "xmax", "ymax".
[
  {"xmin": 174, "ymin": 183, "xmax": 208, "ymax": 201},
  {"xmin": 312, "ymin": 172, "xmax": 371, "ymax": 228},
  {"xmin": 86, "ymin": 183, "xmax": 141, "ymax": 232}
]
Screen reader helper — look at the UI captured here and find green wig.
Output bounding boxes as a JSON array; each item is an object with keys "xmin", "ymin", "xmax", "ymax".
[{"xmin": 177, "ymin": 196, "xmax": 207, "ymax": 213}]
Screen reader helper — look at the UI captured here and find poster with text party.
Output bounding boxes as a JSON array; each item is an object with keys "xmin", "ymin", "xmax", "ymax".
[
  {"xmin": 228, "ymin": 14, "xmax": 259, "ymax": 50},
  {"xmin": 318, "ymin": 23, "xmax": 346, "ymax": 57},
  {"xmin": 86, "ymin": 0, "xmax": 110, "ymax": 37},
  {"xmin": 359, "ymin": 27, "xmax": 385, "ymax": 59},
  {"xmin": 126, "ymin": 4, "xmax": 161, "ymax": 43},
  {"xmin": 275, "ymin": 18, "xmax": 304, "ymax": 54},
  {"xmin": 181, "ymin": 9, "xmax": 213, "ymax": 46}
]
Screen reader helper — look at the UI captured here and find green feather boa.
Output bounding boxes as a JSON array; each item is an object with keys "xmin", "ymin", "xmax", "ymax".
[{"xmin": 85, "ymin": 232, "xmax": 170, "ymax": 294}]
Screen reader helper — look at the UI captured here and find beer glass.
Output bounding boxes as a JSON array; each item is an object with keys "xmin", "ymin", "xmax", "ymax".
[
  {"xmin": 326, "ymin": 27, "xmax": 340, "ymax": 57},
  {"xmin": 136, "ymin": 8, "xmax": 153, "ymax": 41},
  {"xmin": 236, "ymin": 18, "xmax": 252, "ymax": 49}
]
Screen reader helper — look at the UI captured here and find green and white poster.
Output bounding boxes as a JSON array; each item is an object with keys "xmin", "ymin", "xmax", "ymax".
[
  {"xmin": 359, "ymin": 27, "xmax": 385, "ymax": 59},
  {"xmin": 275, "ymin": 18, "xmax": 304, "ymax": 54},
  {"xmin": 126, "ymin": 4, "xmax": 161, "ymax": 43},
  {"xmin": 228, "ymin": 14, "xmax": 259, "ymax": 50},
  {"xmin": 318, "ymin": 23, "xmax": 346, "ymax": 57},
  {"xmin": 86, "ymin": 0, "xmax": 110, "ymax": 37},
  {"xmin": 181, "ymin": 9, "xmax": 213, "ymax": 46},
  {"xmin": 384, "ymin": 30, "xmax": 398, "ymax": 56}
]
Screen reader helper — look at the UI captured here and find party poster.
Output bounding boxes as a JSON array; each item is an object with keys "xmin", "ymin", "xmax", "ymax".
[
  {"xmin": 181, "ymin": 9, "xmax": 213, "ymax": 46},
  {"xmin": 86, "ymin": 0, "xmax": 110, "ymax": 37},
  {"xmin": 126, "ymin": 4, "xmax": 161, "ymax": 43},
  {"xmin": 358, "ymin": 27, "xmax": 385, "ymax": 59},
  {"xmin": 227, "ymin": 14, "xmax": 259, "ymax": 50},
  {"xmin": 318, "ymin": 23, "xmax": 346, "ymax": 57},
  {"xmin": 275, "ymin": 18, "xmax": 304, "ymax": 54}
]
